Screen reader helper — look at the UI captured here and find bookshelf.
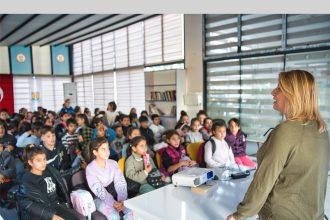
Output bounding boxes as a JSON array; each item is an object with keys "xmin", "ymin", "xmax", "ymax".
[{"xmin": 145, "ymin": 69, "xmax": 185, "ymax": 129}]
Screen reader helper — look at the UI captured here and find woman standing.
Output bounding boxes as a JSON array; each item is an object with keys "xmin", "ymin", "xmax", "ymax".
[{"xmin": 227, "ymin": 70, "xmax": 330, "ymax": 220}]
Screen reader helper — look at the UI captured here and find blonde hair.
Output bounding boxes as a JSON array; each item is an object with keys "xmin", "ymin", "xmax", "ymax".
[{"xmin": 278, "ymin": 70, "xmax": 327, "ymax": 133}]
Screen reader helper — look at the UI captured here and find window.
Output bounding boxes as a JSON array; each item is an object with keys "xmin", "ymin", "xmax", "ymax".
[
  {"xmin": 163, "ymin": 14, "xmax": 184, "ymax": 61},
  {"xmin": 128, "ymin": 22, "xmax": 144, "ymax": 66},
  {"xmin": 72, "ymin": 14, "xmax": 184, "ymax": 114},
  {"xmin": 241, "ymin": 14, "xmax": 282, "ymax": 51},
  {"xmin": 75, "ymin": 75, "xmax": 94, "ymax": 111},
  {"xmin": 102, "ymin": 32, "xmax": 115, "ymax": 71},
  {"xmin": 82, "ymin": 40, "xmax": 92, "ymax": 74},
  {"xmin": 286, "ymin": 50, "xmax": 330, "ymax": 130},
  {"xmin": 73, "ymin": 43, "xmax": 82, "ymax": 75},
  {"xmin": 13, "ymin": 76, "xmax": 71, "ymax": 112},
  {"xmin": 205, "ymin": 14, "xmax": 330, "ymax": 141},
  {"xmin": 287, "ymin": 14, "xmax": 330, "ymax": 47},
  {"xmin": 93, "ymin": 72, "xmax": 115, "ymax": 109},
  {"xmin": 13, "ymin": 77, "xmax": 32, "ymax": 112},
  {"xmin": 144, "ymin": 16, "xmax": 163, "ymax": 64},
  {"xmin": 116, "ymin": 67, "xmax": 145, "ymax": 114},
  {"xmin": 92, "ymin": 36, "xmax": 103, "ymax": 73},
  {"xmin": 205, "ymin": 14, "xmax": 238, "ymax": 56},
  {"xmin": 114, "ymin": 28, "xmax": 128, "ymax": 68}
]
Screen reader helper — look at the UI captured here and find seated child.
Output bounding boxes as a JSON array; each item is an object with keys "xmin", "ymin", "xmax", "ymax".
[
  {"xmin": 119, "ymin": 115, "xmax": 132, "ymax": 137},
  {"xmin": 129, "ymin": 113, "xmax": 139, "ymax": 128},
  {"xmin": 122, "ymin": 127, "xmax": 141, "ymax": 158},
  {"xmin": 174, "ymin": 111, "xmax": 189, "ymax": 129},
  {"xmin": 18, "ymin": 145, "xmax": 85, "ymax": 220},
  {"xmin": 76, "ymin": 114, "xmax": 93, "ymax": 163},
  {"xmin": 19, "ymin": 122, "xmax": 42, "ymax": 147},
  {"xmin": 185, "ymin": 118, "xmax": 204, "ymax": 144},
  {"xmin": 0, "ymin": 142, "xmax": 16, "ymax": 195},
  {"xmin": 225, "ymin": 118, "xmax": 257, "ymax": 168},
  {"xmin": 199, "ymin": 117, "xmax": 213, "ymax": 141},
  {"xmin": 86, "ymin": 137, "xmax": 133, "ymax": 220},
  {"xmin": 61, "ymin": 118, "xmax": 81, "ymax": 167},
  {"xmin": 204, "ymin": 122, "xmax": 236, "ymax": 168},
  {"xmin": 149, "ymin": 114, "xmax": 166, "ymax": 143},
  {"xmin": 110, "ymin": 124, "xmax": 126, "ymax": 160},
  {"xmin": 160, "ymin": 130, "xmax": 197, "ymax": 177},
  {"xmin": 176, "ymin": 124, "xmax": 190, "ymax": 145},
  {"xmin": 40, "ymin": 126, "xmax": 84, "ymax": 177},
  {"xmin": 125, "ymin": 136, "xmax": 166, "ymax": 194},
  {"xmin": 139, "ymin": 116, "xmax": 155, "ymax": 151}
]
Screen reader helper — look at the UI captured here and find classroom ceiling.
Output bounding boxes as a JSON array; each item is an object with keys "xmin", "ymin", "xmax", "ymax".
[{"xmin": 0, "ymin": 14, "xmax": 156, "ymax": 47}]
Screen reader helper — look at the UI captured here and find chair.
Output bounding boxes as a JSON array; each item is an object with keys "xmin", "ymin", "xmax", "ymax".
[
  {"xmin": 186, "ymin": 142, "xmax": 204, "ymax": 161},
  {"xmin": 118, "ymin": 157, "xmax": 125, "ymax": 174},
  {"xmin": 155, "ymin": 152, "xmax": 161, "ymax": 168},
  {"xmin": 71, "ymin": 170, "xmax": 86, "ymax": 188}
]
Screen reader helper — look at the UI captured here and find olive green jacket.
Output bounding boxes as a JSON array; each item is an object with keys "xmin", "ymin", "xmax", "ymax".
[
  {"xmin": 233, "ymin": 120, "xmax": 330, "ymax": 220},
  {"xmin": 125, "ymin": 152, "xmax": 156, "ymax": 184}
]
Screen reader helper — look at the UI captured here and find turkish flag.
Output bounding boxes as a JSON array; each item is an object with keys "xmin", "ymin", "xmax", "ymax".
[{"xmin": 0, "ymin": 74, "xmax": 14, "ymax": 115}]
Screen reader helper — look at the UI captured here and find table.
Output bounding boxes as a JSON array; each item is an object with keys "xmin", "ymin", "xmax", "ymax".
[{"xmin": 124, "ymin": 168, "xmax": 257, "ymax": 220}]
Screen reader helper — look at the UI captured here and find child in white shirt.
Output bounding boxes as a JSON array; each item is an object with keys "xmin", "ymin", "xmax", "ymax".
[
  {"xmin": 204, "ymin": 122, "xmax": 235, "ymax": 168},
  {"xmin": 149, "ymin": 114, "xmax": 165, "ymax": 143},
  {"xmin": 185, "ymin": 118, "xmax": 204, "ymax": 144}
]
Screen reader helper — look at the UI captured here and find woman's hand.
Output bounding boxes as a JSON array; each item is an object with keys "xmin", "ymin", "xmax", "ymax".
[{"xmin": 226, "ymin": 214, "xmax": 236, "ymax": 220}]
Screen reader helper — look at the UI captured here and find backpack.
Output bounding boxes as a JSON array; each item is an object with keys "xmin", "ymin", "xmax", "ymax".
[
  {"xmin": 70, "ymin": 189, "xmax": 96, "ymax": 220},
  {"xmin": 196, "ymin": 138, "xmax": 216, "ymax": 168}
]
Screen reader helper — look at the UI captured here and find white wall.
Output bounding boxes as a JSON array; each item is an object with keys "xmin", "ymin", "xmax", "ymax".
[
  {"xmin": 32, "ymin": 45, "xmax": 52, "ymax": 75},
  {"xmin": 0, "ymin": 46, "xmax": 10, "ymax": 74},
  {"xmin": 184, "ymin": 14, "xmax": 204, "ymax": 118}
]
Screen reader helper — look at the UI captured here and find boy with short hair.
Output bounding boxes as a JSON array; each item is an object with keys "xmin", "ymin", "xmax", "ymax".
[
  {"xmin": 139, "ymin": 116, "xmax": 155, "ymax": 147},
  {"xmin": 149, "ymin": 114, "xmax": 165, "ymax": 143},
  {"xmin": 61, "ymin": 118, "xmax": 80, "ymax": 166},
  {"xmin": 120, "ymin": 114, "xmax": 131, "ymax": 137},
  {"xmin": 204, "ymin": 122, "xmax": 235, "ymax": 168},
  {"xmin": 16, "ymin": 121, "xmax": 43, "ymax": 148},
  {"xmin": 110, "ymin": 124, "xmax": 126, "ymax": 160},
  {"xmin": 55, "ymin": 112, "xmax": 70, "ymax": 141},
  {"xmin": 40, "ymin": 126, "xmax": 83, "ymax": 178}
]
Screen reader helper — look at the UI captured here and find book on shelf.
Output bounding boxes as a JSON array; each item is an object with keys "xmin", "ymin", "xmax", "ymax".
[{"xmin": 149, "ymin": 90, "xmax": 176, "ymax": 101}]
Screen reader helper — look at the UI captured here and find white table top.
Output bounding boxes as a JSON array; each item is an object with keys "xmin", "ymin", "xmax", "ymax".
[{"xmin": 125, "ymin": 168, "xmax": 257, "ymax": 220}]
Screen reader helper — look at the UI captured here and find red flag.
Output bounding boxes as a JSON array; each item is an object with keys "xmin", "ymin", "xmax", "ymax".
[{"xmin": 0, "ymin": 74, "xmax": 14, "ymax": 115}]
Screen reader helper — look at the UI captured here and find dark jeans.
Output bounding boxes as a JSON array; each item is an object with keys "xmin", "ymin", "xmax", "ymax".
[{"xmin": 30, "ymin": 204, "xmax": 85, "ymax": 220}]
